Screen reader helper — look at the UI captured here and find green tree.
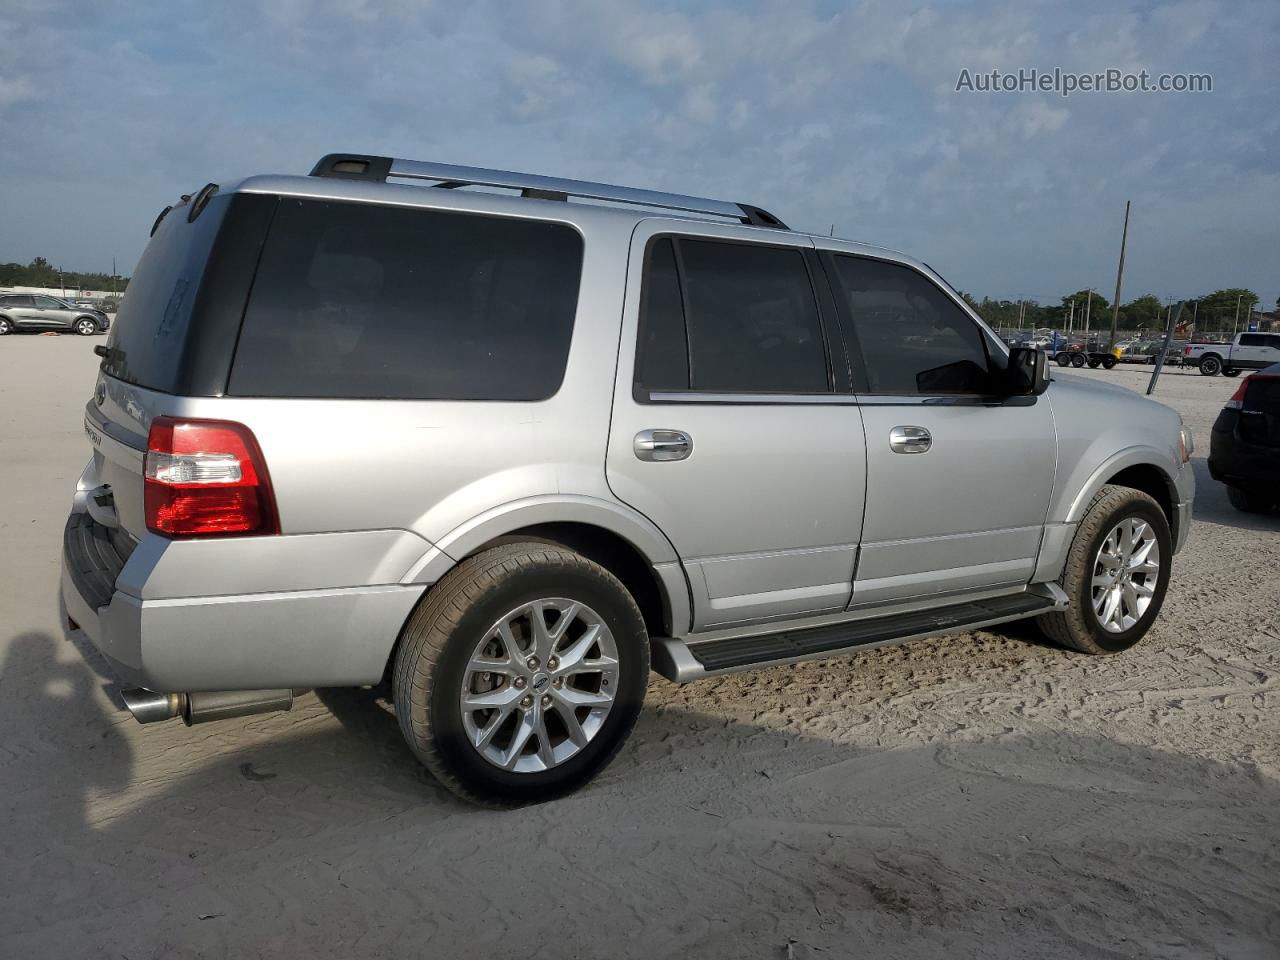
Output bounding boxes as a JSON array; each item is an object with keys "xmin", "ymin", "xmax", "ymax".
[
  {"xmin": 1194, "ymin": 288, "xmax": 1259, "ymax": 334},
  {"xmin": 1121, "ymin": 294, "xmax": 1163, "ymax": 331}
]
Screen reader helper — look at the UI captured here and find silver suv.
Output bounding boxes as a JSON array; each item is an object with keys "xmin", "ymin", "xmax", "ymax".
[
  {"xmin": 62, "ymin": 154, "xmax": 1194, "ymax": 805},
  {"xmin": 0, "ymin": 294, "xmax": 109, "ymax": 335}
]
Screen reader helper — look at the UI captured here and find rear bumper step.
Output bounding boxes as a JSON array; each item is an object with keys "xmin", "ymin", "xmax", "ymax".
[{"xmin": 652, "ymin": 590, "xmax": 1062, "ymax": 682}]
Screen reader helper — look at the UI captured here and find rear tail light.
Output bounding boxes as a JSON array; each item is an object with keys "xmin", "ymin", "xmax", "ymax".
[
  {"xmin": 1183, "ymin": 345, "xmax": 1192, "ymax": 355},
  {"xmin": 1224, "ymin": 376, "xmax": 1253, "ymax": 411},
  {"xmin": 144, "ymin": 417, "xmax": 279, "ymax": 537}
]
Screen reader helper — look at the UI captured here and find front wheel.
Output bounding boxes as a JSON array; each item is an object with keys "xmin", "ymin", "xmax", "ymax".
[
  {"xmin": 393, "ymin": 542, "xmax": 649, "ymax": 807},
  {"xmin": 75, "ymin": 318, "xmax": 97, "ymax": 336},
  {"xmin": 0, "ymin": 317, "xmax": 12, "ymax": 335},
  {"xmin": 1036, "ymin": 485, "xmax": 1172, "ymax": 655}
]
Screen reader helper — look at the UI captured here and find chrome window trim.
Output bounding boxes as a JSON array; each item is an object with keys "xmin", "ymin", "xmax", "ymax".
[
  {"xmin": 641, "ymin": 391, "xmax": 1036, "ymax": 407},
  {"xmin": 645, "ymin": 391, "xmax": 859, "ymax": 405}
]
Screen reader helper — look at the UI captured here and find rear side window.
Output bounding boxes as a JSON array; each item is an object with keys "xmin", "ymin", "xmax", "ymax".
[
  {"xmin": 102, "ymin": 193, "xmax": 232, "ymax": 393},
  {"xmin": 228, "ymin": 199, "xmax": 583, "ymax": 400},
  {"xmin": 634, "ymin": 236, "xmax": 830, "ymax": 396},
  {"xmin": 831, "ymin": 256, "xmax": 994, "ymax": 395}
]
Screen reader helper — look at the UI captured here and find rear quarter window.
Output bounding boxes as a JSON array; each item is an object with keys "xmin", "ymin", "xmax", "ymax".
[{"xmin": 228, "ymin": 198, "xmax": 584, "ymax": 401}]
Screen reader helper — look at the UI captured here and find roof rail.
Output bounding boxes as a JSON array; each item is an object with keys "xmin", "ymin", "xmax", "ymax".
[{"xmin": 309, "ymin": 153, "xmax": 788, "ymax": 229}]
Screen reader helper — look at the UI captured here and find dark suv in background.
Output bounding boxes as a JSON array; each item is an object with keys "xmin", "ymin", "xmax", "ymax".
[{"xmin": 0, "ymin": 295, "xmax": 109, "ymax": 335}]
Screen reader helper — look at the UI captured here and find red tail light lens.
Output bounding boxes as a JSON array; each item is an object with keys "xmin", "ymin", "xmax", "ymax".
[
  {"xmin": 1224, "ymin": 376, "xmax": 1252, "ymax": 411},
  {"xmin": 144, "ymin": 417, "xmax": 279, "ymax": 537}
]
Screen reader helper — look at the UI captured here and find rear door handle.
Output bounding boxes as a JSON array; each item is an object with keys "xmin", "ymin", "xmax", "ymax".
[
  {"xmin": 889, "ymin": 425, "xmax": 932, "ymax": 454},
  {"xmin": 634, "ymin": 429, "xmax": 693, "ymax": 462}
]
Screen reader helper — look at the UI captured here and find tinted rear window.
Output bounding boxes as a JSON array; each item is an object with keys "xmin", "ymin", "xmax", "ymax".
[
  {"xmin": 228, "ymin": 198, "xmax": 583, "ymax": 400},
  {"xmin": 101, "ymin": 194, "xmax": 230, "ymax": 393}
]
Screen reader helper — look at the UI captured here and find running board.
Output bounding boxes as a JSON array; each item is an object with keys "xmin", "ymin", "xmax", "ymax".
[{"xmin": 651, "ymin": 588, "xmax": 1064, "ymax": 683}]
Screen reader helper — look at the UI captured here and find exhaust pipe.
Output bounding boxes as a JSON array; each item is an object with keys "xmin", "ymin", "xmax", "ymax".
[{"xmin": 120, "ymin": 688, "xmax": 295, "ymax": 725}]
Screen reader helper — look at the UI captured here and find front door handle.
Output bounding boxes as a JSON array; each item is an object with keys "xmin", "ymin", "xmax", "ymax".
[
  {"xmin": 634, "ymin": 429, "xmax": 693, "ymax": 462},
  {"xmin": 889, "ymin": 425, "xmax": 932, "ymax": 454}
]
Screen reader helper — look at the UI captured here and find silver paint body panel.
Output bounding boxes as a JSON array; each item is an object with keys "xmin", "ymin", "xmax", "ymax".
[{"xmin": 62, "ymin": 171, "xmax": 1193, "ymax": 693}]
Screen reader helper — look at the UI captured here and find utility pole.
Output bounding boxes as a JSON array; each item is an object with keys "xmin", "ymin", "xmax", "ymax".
[
  {"xmin": 1067, "ymin": 298, "xmax": 1075, "ymax": 337},
  {"xmin": 112, "ymin": 256, "xmax": 118, "ymax": 297},
  {"xmin": 1233, "ymin": 293, "xmax": 1242, "ymax": 335},
  {"xmin": 1084, "ymin": 288, "xmax": 1093, "ymax": 338},
  {"xmin": 1107, "ymin": 200, "xmax": 1130, "ymax": 351}
]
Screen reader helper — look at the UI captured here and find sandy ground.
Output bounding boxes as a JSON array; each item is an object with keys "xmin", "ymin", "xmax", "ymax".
[{"xmin": 1, "ymin": 337, "xmax": 1277, "ymax": 959}]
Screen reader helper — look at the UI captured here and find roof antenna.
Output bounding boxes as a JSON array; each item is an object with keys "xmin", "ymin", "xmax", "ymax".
[{"xmin": 829, "ymin": 223, "xmax": 835, "ymax": 237}]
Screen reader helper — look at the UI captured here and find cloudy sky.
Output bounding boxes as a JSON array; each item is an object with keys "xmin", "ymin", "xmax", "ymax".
[{"xmin": 1, "ymin": 0, "xmax": 1276, "ymax": 308}]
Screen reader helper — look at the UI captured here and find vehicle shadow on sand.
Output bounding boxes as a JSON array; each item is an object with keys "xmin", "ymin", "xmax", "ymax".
[{"xmin": 3, "ymin": 626, "xmax": 1278, "ymax": 960}]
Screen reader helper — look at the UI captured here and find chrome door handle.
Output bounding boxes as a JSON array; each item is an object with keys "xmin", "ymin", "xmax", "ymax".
[
  {"xmin": 634, "ymin": 429, "xmax": 692, "ymax": 462},
  {"xmin": 889, "ymin": 425, "xmax": 932, "ymax": 454}
]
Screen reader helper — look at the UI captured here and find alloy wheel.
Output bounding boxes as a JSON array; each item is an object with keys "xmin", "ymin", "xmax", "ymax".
[
  {"xmin": 459, "ymin": 598, "xmax": 619, "ymax": 773},
  {"xmin": 1091, "ymin": 517, "xmax": 1161, "ymax": 633}
]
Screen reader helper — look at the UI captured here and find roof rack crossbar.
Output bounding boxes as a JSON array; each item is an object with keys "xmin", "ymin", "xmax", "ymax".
[{"xmin": 309, "ymin": 153, "xmax": 788, "ymax": 229}]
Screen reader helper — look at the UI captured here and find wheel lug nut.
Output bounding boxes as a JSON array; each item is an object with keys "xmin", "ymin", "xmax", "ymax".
[
  {"xmin": 541, "ymin": 694, "xmax": 552, "ymax": 707},
  {"xmin": 520, "ymin": 695, "xmax": 533, "ymax": 709},
  {"xmin": 526, "ymin": 656, "xmax": 539, "ymax": 670},
  {"xmin": 513, "ymin": 676, "xmax": 527, "ymax": 689},
  {"xmin": 553, "ymin": 677, "xmax": 563, "ymax": 688},
  {"xmin": 547, "ymin": 657, "xmax": 559, "ymax": 670}
]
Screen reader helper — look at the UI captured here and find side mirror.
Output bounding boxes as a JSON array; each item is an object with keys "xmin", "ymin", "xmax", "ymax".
[{"xmin": 1006, "ymin": 346, "xmax": 1050, "ymax": 396}]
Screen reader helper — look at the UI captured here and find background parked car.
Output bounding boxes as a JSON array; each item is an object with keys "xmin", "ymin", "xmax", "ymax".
[
  {"xmin": 0, "ymin": 295, "xmax": 110, "ymax": 335},
  {"xmin": 1209, "ymin": 362, "xmax": 1280, "ymax": 512}
]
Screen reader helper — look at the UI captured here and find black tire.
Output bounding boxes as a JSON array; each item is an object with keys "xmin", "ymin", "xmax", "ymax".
[
  {"xmin": 75, "ymin": 318, "xmax": 97, "ymax": 336},
  {"xmin": 1087, "ymin": 357, "xmax": 1101, "ymax": 368},
  {"xmin": 1071, "ymin": 352, "xmax": 1086, "ymax": 368},
  {"xmin": 0, "ymin": 317, "xmax": 12, "ymax": 335},
  {"xmin": 1036, "ymin": 485, "xmax": 1172, "ymax": 655},
  {"xmin": 1227, "ymin": 485, "xmax": 1274, "ymax": 514},
  {"xmin": 1056, "ymin": 352, "xmax": 1072, "ymax": 367},
  {"xmin": 1199, "ymin": 354, "xmax": 1221, "ymax": 376},
  {"xmin": 393, "ymin": 542, "xmax": 649, "ymax": 807},
  {"xmin": 1102, "ymin": 356, "xmax": 1117, "ymax": 369},
  {"xmin": 1223, "ymin": 368, "xmax": 1240, "ymax": 378}
]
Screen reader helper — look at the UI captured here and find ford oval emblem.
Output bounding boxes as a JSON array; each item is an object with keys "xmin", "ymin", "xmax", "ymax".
[{"xmin": 94, "ymin": 382, "xmax": 106, "ymax": 406}]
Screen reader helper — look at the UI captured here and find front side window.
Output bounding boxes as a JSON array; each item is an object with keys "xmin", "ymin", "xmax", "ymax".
[
  {"xmin": 1240, "ymin": 334, "xmax": 1264, "ymax": 347},
  {"xmin": 35, "ymin": 297, "xmax": 63, "ymax": 309},
  {"xmin": 634, "ymin": 236, "xmax": 830, "ymax": 395},
  {"xmin": 831, "ymin": 256, "xmax": 994, "ymax": 395}
]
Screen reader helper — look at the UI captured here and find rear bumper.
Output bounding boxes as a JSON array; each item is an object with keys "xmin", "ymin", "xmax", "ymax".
[
  {"xmin": 61, "ymin": 508, "xmax": 428, "ymax": 692},
  {"xmin": 1209, "ymin": 429, "xmax": 1280, "ymax": 489}
]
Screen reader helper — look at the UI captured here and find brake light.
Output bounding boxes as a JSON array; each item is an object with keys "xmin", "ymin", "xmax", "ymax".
[
  {"xmin": 1183, "ymin": 345, "xmax": 1192, "ymax": 355},
  {"xmin": 1224, "ymin": 376, "xmax": 1252, "ymax": 411},
  {"xmin": 144, "ymin": 417, "xmax": 279, "ymax": 537}
]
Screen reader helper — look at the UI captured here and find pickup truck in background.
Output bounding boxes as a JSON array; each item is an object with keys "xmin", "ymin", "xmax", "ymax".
[{"xmin": 1184, "ymin": 332, "xmax": 1280, "ymax": 377}]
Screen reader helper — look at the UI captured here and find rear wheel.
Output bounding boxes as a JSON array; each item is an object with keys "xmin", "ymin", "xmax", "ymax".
[
  {"xmin": 393, "ymin": 542, "xmax": 649, "ymax": 807},
  {"xmin": 0, "ymin": 317, "xmax": 12, "ymax": 335},
  {"xmin": 1102, "ymin": 356, "xmax": 1117, "ymax": 369},
  {"xmin": 1037, "ymin": 485, "xmax": 1171, "ymax": 655},
  {"xmin": 1087, "ymin": 357, "xmax": 1101, "ymax": 368},
  {"xmin": 1199, "ymin": 355, "xmax": 1221, "ymax": 376},
  {"xmin": 1056, "ymin": 352, "xmax": 1072, "ymax": 367},
  {"xmin": 1227, "ymin": 485, "xmax": 1274, "ymax": 514},
  {"xmin": 75, "ymin": 318, "xmax": 97, "ymax": 336},
  {"xmin": 1071, "ymin": 352, "xmax": 1086, "ymax": 368}
]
